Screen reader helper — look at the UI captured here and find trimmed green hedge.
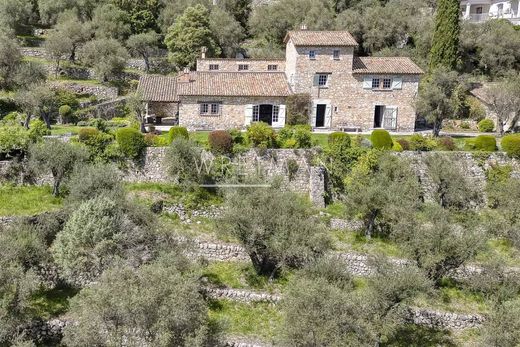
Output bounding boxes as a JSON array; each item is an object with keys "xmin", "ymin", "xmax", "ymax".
[
  {"xmin": 502, "ymin": 134, "xmax": 520, "ymax": 158},
  {"xmin": 115, "ymin": 128, "xmax": 145, "ymax": 159},
  {"xmin": 370, "ymin": 129, "xmax": 393, "ymax": 149},
  {"xmin": 168, "ymin": 126, "xmax": 189, "ymax": 143},
  {"xmin": 478, "ymin": 119, "xmax": 495, "ymax": 133},
  {"xmin": 328, "ymin": 132, "xmax": 351, "ymax": 150},
  {"xmin": 209, "ymin": 130, "xmax": 233, "ymax": 154},
  {"xmin": 467, "ymin": 135, "xmax": 497, "ymax": 152}
]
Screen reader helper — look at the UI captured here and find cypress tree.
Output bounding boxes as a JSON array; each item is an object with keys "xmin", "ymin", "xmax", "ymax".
[{"xmin": 429, "ymin": 0, "xmax": 460, "ymax": 70}]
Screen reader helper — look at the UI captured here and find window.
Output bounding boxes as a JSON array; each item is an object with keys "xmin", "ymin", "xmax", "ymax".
[
  {"xmin": 272, "ymin": 105, "xmax": 280, "ymax": 123},
  {"xmin": 309, "ymin": 50, "xmax": 316, "ymax": 60},
  {"xmin": 476, "ymin": 6, "xmax": 483, "ymax": 14},
  {"xmin": 333, "ymin": 50, "xmax": 340, "ymax": 60},
  {"xmin": 252, "ymin": 105, "xmax": 260, "ymax": 122},
  {"xmin": 267, "ymin": 64, "xmax": 278, "ymax": 71},
  {"xmin": 318, "ymin": 74, "xmax": 328, "ymax": 87},
  {"xmin": 209, "ymin": 64, "xmax": 219, "ymax": 71},
  {"xmin": 372, "ymin": 78, "xmax": 380, "ymax": 89},
  {"xmin": 382, "ymin": 78, "xmax": 392, "ymax": 89},
  {"xmin": 200, "ymin": 102, "xmax": 220, "ymax": 116},
  {"xmin": 238, "ymin": 64, "xmax": 249, "ymax": 71}
]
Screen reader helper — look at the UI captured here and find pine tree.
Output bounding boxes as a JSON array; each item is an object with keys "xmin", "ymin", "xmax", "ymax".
[{"xmin": 429, "ymin": 0, "xmax": 460, "ymax": 70}]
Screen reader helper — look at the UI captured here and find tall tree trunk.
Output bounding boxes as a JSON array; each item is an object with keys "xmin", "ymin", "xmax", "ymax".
[
  {"xmin": 52, "ymin": 178, "xmax": 60, "ymax": 197},
  {"xmin": 24, "ymin": 114, "xmax": 31, "ymax": 129},
  {"xmin": 143, "ymin": 53, "xmax": 150, "ymax": 73}
]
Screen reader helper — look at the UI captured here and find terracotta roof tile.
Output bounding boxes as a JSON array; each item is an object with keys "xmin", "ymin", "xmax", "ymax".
[
  {"xmin": 284, "ymin": 30, "xmax": 358, "ymax": 46},
  {"xmin": 137, "ymin": 75, "xmax": 178, "ymax": 102},
  {"xmin": 176, "ymin": 72, "xmax": 291, "ymax": 97},
  {"xmin": 352, "ymin": 57, "xmax": 424, "ymax": 75},
  {"xmin": 470, "ymin": 83, "xmax": 498, "ymax": 105}
]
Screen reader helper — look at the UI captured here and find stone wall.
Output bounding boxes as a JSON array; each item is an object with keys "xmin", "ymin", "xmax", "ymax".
[
  {"xmin": 197, "ymin": 58, "xmax": 286, "ymax": 72},
  {"xmin": 50, "ymin": 82, "xmax": 119, "ymax": 100},
  {"xmin": 123, "ymin": 147, "xmax": 326, "ymax": 207}
]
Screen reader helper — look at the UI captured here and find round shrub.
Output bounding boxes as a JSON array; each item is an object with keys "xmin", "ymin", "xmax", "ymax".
[
  {"xmin": 78, "ymin": 128, "xmax": 99, "ymax": 142},
  {"xmin": 168, "ymin": 126, "xmax": 189, "ymax": 143},
  {"xmin": 392, "ymin": 141, "xmax": 403, "ymax": 152},
  {"xmin": 209, "ymin": 130, "xmax": 233, "ymax": 154},
  {"xmin": 474, "ymin": 135, "xmax": 497, "ymax": 152},
  {"xmin": 115, "ymin": 127, "xmax": 146, "ymax": 159},
  {"xmin": 437, "ymin": 137, "xmax": 456, "ymax": 151},
  {"xmin": 409, "ymin": 134, "xmax": 437, "ymax": 151},
  {"xmin": 247, "ymin": 122, "xmax": 276, "ymax": 148},
  {"xmin": 502, "ymin": 134, "xmax": 520, "ymax": 158},
  {"xmin": 278, "ymin": 125, "xmax": 312, "ymax": 149},
  {"xmin": 396, "ymin": 138, "xmax": 410, "ymax": 151},
  {"xmin": 328, "ymin": 132, "xmax": 351, "ymax": 149},
  {"xmin": 478, "ymin": 119, "xmax": 495, "ymax": 133},
  {"xmin": 370, "ymin": 129, "xmax": 393, "ymax": 150},
  {"xmin": 59, "ymin": 105, "xmax": 74, "ymax": 123}
]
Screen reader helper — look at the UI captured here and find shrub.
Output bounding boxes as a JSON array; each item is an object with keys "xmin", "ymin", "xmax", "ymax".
[
  {"xmin": 478, "ymin": 119, "xmax": 495, "ymax": 133},
  {"xmin": 115, "ymin": 127, "xmax": 146, "ymax": 159},
  {"xmin": 67, "ymin": 164, "xmax": 124, "ymax": 205},
  {"xmin": 474, "ymin": 135, "xmax": 497, "ymax": 152},
  {"xmin": 166, "ymin": 138, "xmax": 204, "ymax": 184},
  {"xmin": 286, "ymin": 93, "xmax": 311, "ymax": 125},
  {"xmin": 229, "ymin": 128, "xmax": 245, "ymax": 145},
  {"xmin": 59, "ymin": 105, "xmax": 74, "ymax": 124},
  {"xmin": 409, "ymin": 134, "xmax": 437, "ymax": 151},
  {"xmin": 467, "ymin": 96, "xmax": 486, "ymax": 121},
  {"xmin": 460, "ymin": 121, "xmax": 470, "ymax": 129},
  {"xmin": 396, "ymin": 138, "xmax": 410, "ymax": 151},
  {"xmin": 502, "ymin": 134, "xmax": 520, "ymax": 158},
  {"xmin": 168, "ymin": 126, "xmax": 189, "ymax": 143},
  {"xmin": 208, "ymin": 130, "xmax": 233, "ymax": 154},
  {"xmin": 328, "ymin": 132, "xmax": 351, "ymax": 150},
  {"xmin": 246, "ymin": 122, "xmax": 276, "ymax": 148},
  {"xmin": 278, "ymin": 125, "xmax": 312, "ymax": 148},
  {"xmin": 370, "ymin": 129, "xmax": 393, "ymax": 149},
  {"xmin": 28, "ymin": 119, "xmax": 50, "ymax": 142},
  {"xmin": 0, "ymin": 124, "xmax": 31, "ymax": 158},
  {"xmin": 437, "ymin": 136, "xmax": 456, "ymax": 151},
  {"xmin": 77, "ymin": 121, "xmax": 89, "ymax": 127},
  {"xmin": 55, "ymin": 89, "xmax": 79, "ymax": 109},
  {"xmin": 392, "ymin": 141, "xmax": 403, "ymax": 152},
  {"xmin": 78, "ymin": 128, "xmax": 99, "ymax": 142}
]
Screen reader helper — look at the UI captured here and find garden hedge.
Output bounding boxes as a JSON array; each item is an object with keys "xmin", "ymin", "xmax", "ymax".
[
  {"xmin": 168, "ymin": 126, "xmax": 189, "ymax": 143},
  {"xmin": 502, "ymin": 134, "xmax": 520, "ymax": 158},
  {"xmin": 478, "ymin": 119, "xmax": 495, "ymax": 133},
  {"xmin": 247, "ymin": 122, "xmax": 276, "ymax": 148},
  {"xmin": 473, "ymin": 135, "xmax": 497, "ymax": 152},
  {"xmin": 209, "ymin": 130, "xmax": 233, "ymax": 154},
  {"xmin": 328, "ymin": 132, "xmax": 351, "ymax": 149},
  {"xmin": 370, "ymin": 129, "xmax": 393, "ymax": 149},
  {"xmin": 78, "ymin": 128, "xmax": 99, "ymax": 142},
  {"xmin": 115, "ymin": 127, "xmax": 145, "ymax": 159}
]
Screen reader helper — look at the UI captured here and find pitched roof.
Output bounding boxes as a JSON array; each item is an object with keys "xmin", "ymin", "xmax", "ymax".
[
  {"xmin": 176, "ymin": 72, "xmax": 291, "ymax": 97},
  {"xmin": 137, "ymin": 75, "xmax": 178, "ymax": 102},
  {"xmin": 469, "ymin": 83, "xmax": 498, "ymax": 105},
  {"xmin": 352, "ymin": 57, "xmax": 424, "ymax": 75},
  {"xmin": 284, "ymin": 30, "xmax": 358, "ymax": 47}
]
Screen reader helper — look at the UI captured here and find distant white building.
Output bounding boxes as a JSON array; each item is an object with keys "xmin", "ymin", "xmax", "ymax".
[{"xmin": 460, "ymin": 0, "xmax": 520, "ymax": 24}]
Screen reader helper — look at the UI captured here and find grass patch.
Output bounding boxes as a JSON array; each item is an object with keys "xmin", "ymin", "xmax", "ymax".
[
  {"xmin": 203, "ymin": 262, "xmax": 292, "ymax": 292},
  {"xmin": 476, "ymin": 238, "xmax": 520, "ymax": 267},
  {"xmin": 50, "ymin": 125, "xmax": 83, "ymax": 136},
  {"xmin": 209, "ymin": 300, "xmax": 282, "ymax": 341},
  {"xmin": 383, "ymin": 324, "xmax": 458, "ymax": 347},
  {"xmin": 0, "ymin": 185, "xmax": 62, "ymax": 216},
  {"xmin": 30, "ymin": 286, "xmax": 79, "ymax": 320},
  {"xmin": 332, "ymin": 230, "xmax": 404, "ymax": 258}
]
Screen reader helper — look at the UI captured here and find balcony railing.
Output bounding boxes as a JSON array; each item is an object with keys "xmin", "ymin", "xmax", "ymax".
[{"xmin": 467, "ymin": 13, "xmax": 490, "ymax": 22}]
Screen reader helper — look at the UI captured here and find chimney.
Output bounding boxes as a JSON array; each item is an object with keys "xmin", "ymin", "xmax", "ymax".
[
  {"xmin": 179, "ymin": 67, "xmax": 191, "ymax": 83},
  {"xmin": 201, "ymin": 46, "xmax": 207, "ymax": 59},
  {"xmin": 300, "ymin": 24, "xmax": 308, "ymax": 30}
]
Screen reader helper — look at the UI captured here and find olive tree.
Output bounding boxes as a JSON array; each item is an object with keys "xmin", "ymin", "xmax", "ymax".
[
  {"xmin": 126, "ymin": 31, "xmax": 160, "ymax": 72},
  {"xmin": 66, "ymin": 163, "xmax": 124, "ymax": 205},
  {"xmin": 29, "ymin": 140, "xmax": 88, "ymax": 196},
  {"xmin": 482, "ymin": 298, "xmax": 520, "ymax": 347},
  {"xmin": 486, "ymin": 75, "xmax": 520, "ymax": 136},
  {"xmin": 78, "ymin": 38, "xmax": 129, "ymax": 82},
  {"xmin": 63, "ymin": 255, "xmax": 219, "ymax": 347},
  {"xmin": 220, "ymin": 183, "xmax": 331, "ymax": 277}
]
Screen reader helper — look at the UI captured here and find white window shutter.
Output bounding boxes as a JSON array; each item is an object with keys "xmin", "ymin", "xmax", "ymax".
[
  {"xmin": 363, "ymin": 76, "xmax": 372, "ymax": 89},
  {"xmin": 244, "ymin": 104, "xmax": 253, "ymax": 126},
  {"xmin": 325, "ymin": 104, "xmax": 332, "ymax": 128},
  {"xmin": 276, "ymin": 104, "xmax": 286, "ymax": 128},
  {"xmin": 313, "ymin": 74, "xmax": 320, "ymax": 86},
  {"xmin": 311, "ymin": 104, "xmax": 317, "ymax": 127},
  {"xmin": 392, "ymin": 77, "xmax": 403, "ymax": 90},
  {"xmin": 383, "ymin": 107, "xmax": 398, "ymax": 130}
]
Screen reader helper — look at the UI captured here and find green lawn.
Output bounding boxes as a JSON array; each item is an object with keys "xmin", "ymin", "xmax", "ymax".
[
  {"xmin": 332, "ymin": 229, "xmax": 405, "ymax": 258},
  {"xmin": 30, "ymin": 287, "xmax": 79, "ymax": 320},
  {"xmin": 50, "ymin": 125, "xmax": 83, "ymax": 135},
  {"xmin": 0, "ymin": 185, "xmax": 62, "ymax": 216},
  {"xmin": 209, "ymin": 300, "xmax": 282, "ymax": 341}
]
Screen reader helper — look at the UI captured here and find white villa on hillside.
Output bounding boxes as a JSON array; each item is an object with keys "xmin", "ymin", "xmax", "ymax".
[{"xmin": 461, "ymin": 0, "xmax": 520, "ymax": 23}]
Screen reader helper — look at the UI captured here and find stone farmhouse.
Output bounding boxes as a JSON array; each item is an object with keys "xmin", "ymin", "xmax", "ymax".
[
  {"xmin": 460, "ymin": 0, "xmax": 520, "ymax": 24},
  {"xmin": 138, "ymin": 30, "xmax": 424, "ymax": 132}
]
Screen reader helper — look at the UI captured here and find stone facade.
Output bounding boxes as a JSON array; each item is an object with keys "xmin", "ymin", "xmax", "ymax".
[
  {"xmin": 197, "ymin": 58, "xmax": 286, "ymax": 72},
  {"xmin": 148, "ymin": 101, "xmax": 179, "ymax": 119},
  {"xmin": 285, "ymin": 39, "xmax": 419, "ymax": 131},
  {"xmin": 178, "ymin": 96, "xmax": 287, "ymax": 130}
]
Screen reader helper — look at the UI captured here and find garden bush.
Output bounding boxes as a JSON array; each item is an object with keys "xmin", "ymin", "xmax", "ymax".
[
  {"xmin": 396, "ymin": 138, "xmax": 410, "ymax": 151},
  {"xmin": 167, "ymin": 126, "xmax": 189, "ymax": 143},
  {"xmin": 370, "ymin": 129, "xmax": 393, "ymax": 149},
  {"xmin": 409, "ymin": 134, "xmax": 437, "ymax": 151},
  {"xmin": 28, "ymin": 119, "xmax": 50, "ymax": 142},
  {"xmin": 286, "ymin": 93, "xmax": 311, "ymax": 125},
  {"xmin": 328, "ymin": 132, "xmax": 351, "ymax": 150},
  {"xmin": 208, "ymin": 130, "xmax": 233, "ymax": 154},
  {"xmin": 246, "ymin": 122, "xmax": 276, "ymax": 148},
  {"xmin": 473, "ymin": 135, "xmax": 497, "ymax": 152},
  {"xmin": 0, "ymin": 124, "xmax": 31, "ymax": 158},
  {"xmin": 116, "ymin": 128, "xmax": 146, "ymax": 159},
  {"xmin": 392, "ymin": 141, "xmax": 403, "ymax": 152},
  {"xmin": 478, "ymin": 119, "xmax": 495, "ymax": 133},
  {"xmin": 59, "ymin": 105, "xmax": 74, "ymax": 124},
  {"xmin": 278, "ymin": 125, "xmax": 312, "ymax": 148},
  {"xmin": 502, "ymin": 134, "xmax": 520, "ymax": 158},
  {"xmin": 467, "ymin": 96, "xmax": 486, "ymax": 121},
  {"xmin": 436, "ymin": 136, "xmax": 456, "ymax": 151},
  {"xmin": 78, "ymin": 128, "xmax": 99, "ymax": 142}
]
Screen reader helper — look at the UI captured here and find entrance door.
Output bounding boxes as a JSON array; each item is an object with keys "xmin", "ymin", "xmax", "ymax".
[
  {"xmin": 259, "ymin": 104, "xmax": 273, "ymax": 125},
  {"xmin": 374, "ymin": 105, "xmax": 384, "ymax": 128},
  {"xmin": 316, "ymin": 104, "xmax": 326, "ymax": 128}
]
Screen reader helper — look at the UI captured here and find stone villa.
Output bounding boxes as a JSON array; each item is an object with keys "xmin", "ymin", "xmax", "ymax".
[
  {"xmin": 460, "ymin": 0, "xmax": 520, "ymax": 24},
  {"xmin": 138, "ymin": 30, "xmax": 424, "ymax": 132}
]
